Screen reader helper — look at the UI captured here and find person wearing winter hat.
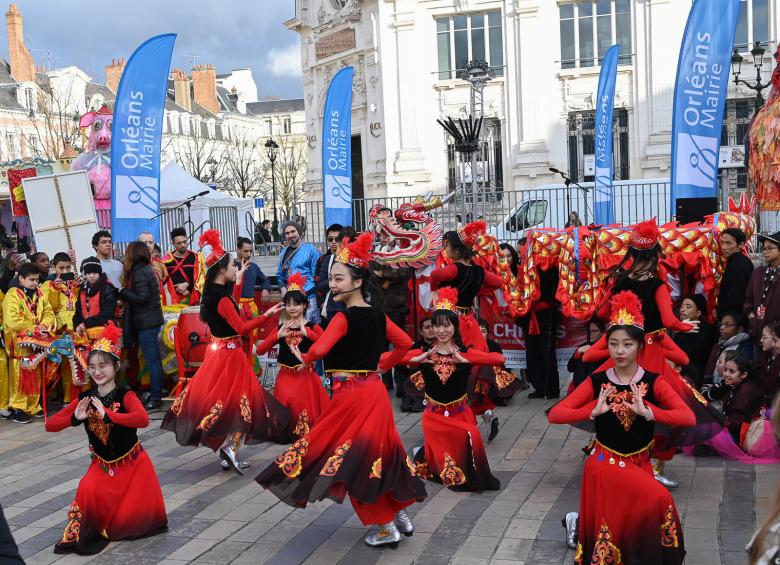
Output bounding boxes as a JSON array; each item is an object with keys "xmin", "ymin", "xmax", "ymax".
[{"xmin": 277, "ymin": 220, "xmax": 322, "ymax": 323}]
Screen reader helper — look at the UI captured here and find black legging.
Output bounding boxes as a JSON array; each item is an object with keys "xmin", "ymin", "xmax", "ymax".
[{"xmin": 520, "ymin": 309, "xmax": 560, "ymax": 397}]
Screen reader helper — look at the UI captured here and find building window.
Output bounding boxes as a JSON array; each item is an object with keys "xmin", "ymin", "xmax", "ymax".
[
  {"xmin": 169, "ymin": 114, "xmax": 179, "ymax": 135},
  {"xmin": 23, "ymin": 88, "xmax": 34, "ymax": 111},
  {"xmin": 559, "ymin": 1, "xmax": 632, "ymax": 70},
  {"xmin": 436, "ymin": 11, "xmax": 503, "ymax": 80},
  {"xmin": 719, "ymin": 98, "xmax": 753, "ymax": 197},
  {"xmin": 265, "ymin": 118, "xmax": 273, "ymax": 136},
  {"xmin": 283, "ymin": 117, "xmax": 292, "ymax": 134},
  {"xmin": 28, "ymin": 135, "xmax": 39, "ymax": 157},
  {"xmin": 734, "ymin": 0, "xmax": 769, "ymax": 51},
  {"xmin": 6, "ymin": 133, "xmax": 18, "ymax": 160},
  {"xmin": 566, "ymin": 109, "xmax": 629, "ymax": 182}
]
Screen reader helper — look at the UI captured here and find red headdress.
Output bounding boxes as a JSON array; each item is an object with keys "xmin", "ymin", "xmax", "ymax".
[
  {"xmin": 91, "ymin": 321, "xmax": 122, "ymax": 359},
  {"xmin": 433, "ymin": 287, "xmax": 459, "ymax": 312},
  {"xmin": 198, "ymin": 229, "xmax": 227, "ymax": 269},
  {"xmin": 629, "ymin": 219, "xmax": 660, "ymax": 251},
  {"xmin": 337, "ymin": 232, "xmax": 374, "ymax": 269},
  {"xmin": 287, "ymin": 271, "xmax": 307, "ymax": 294},
  {"xmin": 608, "ymin": 291, "xmax": 644, "ymax": 330},
  {"xmin": 457, "ymin": 220, "xmax": 486, "ymax": 248}
]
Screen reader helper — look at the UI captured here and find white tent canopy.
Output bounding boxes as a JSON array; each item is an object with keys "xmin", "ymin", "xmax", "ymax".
[{"xmin": 159, "ymin": 161, "xmax": 253, "ymax": 250}]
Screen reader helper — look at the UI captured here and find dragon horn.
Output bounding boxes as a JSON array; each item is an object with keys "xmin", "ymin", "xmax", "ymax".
[{"xmin": 421, "ymin": 196, "xmax": 443, "ymax": 211}]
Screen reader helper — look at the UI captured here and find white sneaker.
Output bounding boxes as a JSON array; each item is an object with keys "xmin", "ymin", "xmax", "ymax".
[{"xmin": 0, "ymin": 409, "xmax": 12, "ymax": 419}]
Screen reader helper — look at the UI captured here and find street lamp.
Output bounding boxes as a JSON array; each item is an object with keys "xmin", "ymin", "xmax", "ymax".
[
  {"xmin": 731, "ymin": 41, "xmax": 770, "ymax": 111},
  {"xmin": 265, "ymin": 138, "xmax": 279, "ymax": 224}
]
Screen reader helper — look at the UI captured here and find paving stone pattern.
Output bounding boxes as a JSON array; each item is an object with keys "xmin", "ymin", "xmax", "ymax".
[{"xmin": 2, "ymin": 391, "xmax": 778, "ymax": 564}]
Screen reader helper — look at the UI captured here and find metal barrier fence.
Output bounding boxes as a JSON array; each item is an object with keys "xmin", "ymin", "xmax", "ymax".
[{"xmin": 296, "ymin": 178, "xmax": 673, "ymax": 248}]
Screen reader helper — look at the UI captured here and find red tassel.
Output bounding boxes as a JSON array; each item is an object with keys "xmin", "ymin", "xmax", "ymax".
[{"xmin": 18, "ymin": 367, "xmax": 40, "ymax": 396}]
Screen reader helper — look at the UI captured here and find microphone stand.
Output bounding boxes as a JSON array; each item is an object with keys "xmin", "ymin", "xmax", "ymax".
[
  {"xmin": 152, "ymin": 192, "xmax": 209, "ymax": 244},
  {"xmin": 550, "ymin": 169, "xmax": 591, "ymax": 225}
]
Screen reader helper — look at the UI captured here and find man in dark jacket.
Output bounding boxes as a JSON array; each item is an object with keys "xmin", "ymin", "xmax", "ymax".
[
  {"xmin": 745, "ymin": 231, "xmax": 780, "ymax": 339},
  {"xmin": 717, "ymin": 227, "xmax": 754, "ymax": 319},
  {"xmin": 371, "ymin": 262, "xmax": 411, "ymax": 390},
  {"xmin": 315, "ymin": 223, "xmax": 342, "ymax": 311}
]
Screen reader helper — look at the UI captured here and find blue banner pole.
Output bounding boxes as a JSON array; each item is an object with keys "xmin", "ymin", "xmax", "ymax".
[
  {"xmin": 322, "ymin": 67, "xmax": 354, "ymax": 228},
  {"xmin": 669, "ymin": 0, "xmax": 740, "ymax": 214},
  {"xmin": 594, "ymin": 44, "xmax": 620, "ymax": 226},
  {"xmin": 110, "ymin": 33, "xmax": 177, "ymax": 243}
]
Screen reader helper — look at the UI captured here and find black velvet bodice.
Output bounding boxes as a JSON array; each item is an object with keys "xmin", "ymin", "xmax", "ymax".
[
  {"xmin": 440, "ymin": 263, "xmax": 485, "ymax": 307},
  {"xmin": 325, "ymin": 306, "xmax": 387, "ymax": 371},
  {"xmin": 277, "ymin": 322, "xmax": 315, "ymax": 367},
  {"xmin": 418, "ymin": 351, "xmax": 471, "ymax": 404},
  {"xmin": 612, "ymin": 277, "xmax": 664, "ymax": 333},
  {"xmin": 591, "ymin": 370, "xmax": 660, "ymax": 455},
  {"xmin": 200, "ymin": 283, "xmax": 239, "ymax": 337},
  {"xmin": 74, "ymin": 387, "xmax": 138, "ymax": 461}
]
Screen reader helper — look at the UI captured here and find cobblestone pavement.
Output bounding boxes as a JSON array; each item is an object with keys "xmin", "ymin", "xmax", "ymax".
[{"xmin": 2, "ymin": 390, "xmax": 778, "ymax": 565}]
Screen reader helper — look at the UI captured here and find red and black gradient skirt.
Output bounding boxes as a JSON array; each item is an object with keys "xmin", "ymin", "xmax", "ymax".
[
  {"xmin": 415, "ymin": 396, "xmax": 500, "ymax": 491},
  {"xmin": 273, "ymin": 364, "xmax": 330, "ymax": 438},
  {"xmin": 574, "ymin": 441, "xmax": 684, "ymax": 565},
  {"xmin": 458, "ymin": 310, "xmax": 487, "ymax": 352},
  {"xmin": 162, "ymin": 337, "xmax": 290, "ymax": 450},
  {"xmin": 469, "ymin": 365, "xmax": 523, "ymax": 415},
  {"xmin": 256, "ymin": 373, "xmax": 427, "ymax": 526},
  {"xmin": 54, "ymin": 443, "xmax": 167, "ymax": 555}
]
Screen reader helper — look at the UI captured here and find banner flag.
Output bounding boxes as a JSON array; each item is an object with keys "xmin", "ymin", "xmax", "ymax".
[
  {"xmin": 670, "ymin": 0, "xmax": 740, "ymax": 212},
  {"xmin": 322, "ymin": 67, "xmax": 354, "ymax": 228},
  {"xmin": 111, "ymin": 33, "xmax": 176, "ymax": 243},
  {"xmin": 594, "ymin": 44, "xmax": 620, "ymax": 226}
]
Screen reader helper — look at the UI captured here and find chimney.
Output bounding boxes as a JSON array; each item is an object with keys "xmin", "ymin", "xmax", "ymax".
[
  {"xmin": 5, "ymin": 4, "xmax": 35, "ymax": 83},
  {"xmin": 192, "ymin": 64, "xmax": 219, "ymax": 114},
  {"xmin": 105, "ymin": 58, "xmax": 126, "ymax": 94},
  {"xmin": 172, "ymin": 69, "xmax": 192, "ymax": 111}
]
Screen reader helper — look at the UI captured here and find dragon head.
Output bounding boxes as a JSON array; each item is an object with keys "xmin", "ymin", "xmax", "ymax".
[
  {"xmin": 368, "ymin": 196, "xmax": 444, "ymax": 269},
  {"xmin": 15, "ymin": 331, "xmax": 74, "ymax": 371}
]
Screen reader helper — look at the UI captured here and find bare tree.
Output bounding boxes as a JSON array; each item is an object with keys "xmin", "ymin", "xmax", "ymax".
[
  {"xmin": 15, "ymin": 84, "xmax": 82, "ymax": 161},
  {"xmin": 221, "ymin": 133, "xmax": 268, "ymax": 199},
  {"xmin": 259, "ymin": 123, "xmax": 308, "ymax": 219},
  {"xmin": 172, "ymin": 132, "xmax": 227, "ymax": 184}
]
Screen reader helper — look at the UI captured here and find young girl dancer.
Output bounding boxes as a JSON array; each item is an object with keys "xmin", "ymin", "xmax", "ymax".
[
  {"xmin": 256, "ymin": 233, "xmax": 427, "ymax": 548},
  {"xmin": 45, "ymin": 323, "xmax": 167, "ymax": 555},
  {"xmin": 548, "ymin": 292, "xmax": 694, "ymax": 564},
  {"xmin": 162, "ymin": 230, "xmax": 289, "ymax": 474},
  {"xmin": 403, "ymin": 288, "xmax": 503, "ymax": 491},
  {"xmin": 257, "ymin": 272, "xmax": 328, "ymax": 438}
]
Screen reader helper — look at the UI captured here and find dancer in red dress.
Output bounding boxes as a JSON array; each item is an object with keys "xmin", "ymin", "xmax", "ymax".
[
  {"xmin": 162, "ymin": 230, "xmax": 290, "ymax": 475},
  {"xmin": 45, "ymin": 323, "xmax": 167, "ymax": 555},
  {"xmin": 430, "ymin": 222, "xmax": 504, "ymax": 432},
  {"xmin": 583, "ymin": 219, "xmax": 722, "ymax": 487},
  {"xmin": 548, "ymin": 292, "xmax": 694, "ymax": 564},
  {"xmin": 402, "ymin": 288, "xmax": 503, "ymax": 491},
  {"xmin": 257, "ymin": 272, "xmax": 329, "ymax": 438},
  {"xmin": 256, "ymin": 233, "xmax": 427, "ymax": 548}
]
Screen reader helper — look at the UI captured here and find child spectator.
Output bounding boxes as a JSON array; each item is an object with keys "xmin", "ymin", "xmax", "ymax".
[
  {"xmin": 704, "ymin": 310, "xmax": 753, "ymax": 383},
  {"xmin": 566, "ymin": 318, "xmax": 605, "ymax": 392},
  {"xmin": 674, "ymin": 294, "xmax": 717, "ymax": 387},
  {"xmin": 43, "ymin": 252, "xmax": 80, "ymax": 403}
]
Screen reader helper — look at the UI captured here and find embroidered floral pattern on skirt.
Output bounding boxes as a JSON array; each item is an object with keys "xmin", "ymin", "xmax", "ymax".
[
  {"xmin": 439, "ymin": 453, "xmax": 467, "ymax": 487},
  {"xmin": 293, "ymin": 409, "xmax": 310, "ymax": 437},
  {"xmin": 197, "ymin": 401, "xmax": 223, "ymax": 431},
  {"xmin": 591, "ymin": 521, "xmax": 621, "ymax": 564},
  {"xmin": 239, "ymin": 394, "xmax": 252, "ymax": 423},
  {"xmin": 369, "ymin": 457, "xmax": 382, "ymax": 479},
  {"xmin": 320, "ymin": 440, "xmax": 352, "ymax": 476},
  {"xmin": 171, "ymin": 387, "xmax": 187, "ymax": 416},
  {"xmin": 61, "ymin": 504, "xmax": 82, "ymax": 544},
  {"xmin": 660, "ymin": 504, "xmax": 679, "ymax": 548},
  {"xmin": 277, "ymin": 438, "xmax": 309, "ymax": 479}
]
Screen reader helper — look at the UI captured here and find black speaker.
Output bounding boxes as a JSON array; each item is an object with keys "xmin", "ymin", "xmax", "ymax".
[{"xmin": 675, "ymin": 197, "xmax": 718, "ymax": 225}]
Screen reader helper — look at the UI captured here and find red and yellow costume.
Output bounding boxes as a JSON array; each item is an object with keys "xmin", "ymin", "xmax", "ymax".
[
  {"xmin": 548, "ymin": 292, "xmax": 694, "ymax": 564},
  {"xmin": 0, "ymin": 290, "xmax": 10, "ymax": 412},
  {"xmin": 256, "ymin": 233, "xmax": 427, "ymax": 526},
  {"xmin": 403, "ymin": 288, "xmax": 503, "ymax": 491},
  {"xmin": 43, "ymin": 278, "xmax": 81, "ymax": 402},
  {"xmin": 256, "ymin": 272, "xmax": 329, "ymax": 438},
  {"xmin": 162, "ymin": 230, "xmax": 290, "ymax": 450},
  {"xmin": 45, "ymin": 324, "xmax": 167, "ymax": 555},
  {"xmin": 151, "ymin": 257, "xmax": 174, "ymax": 305},
  {"xmin": 2, "ymin": 286, "xmax": 55, "ymax": 415},
  {"xmin": 161, "ymin": 249, "xmax": 205, "ymax": 305}
]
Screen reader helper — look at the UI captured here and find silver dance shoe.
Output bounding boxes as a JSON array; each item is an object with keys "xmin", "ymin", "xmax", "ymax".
[
  {"xmin": 483, "ymin": 410, "xmax": 500, "ymax": 442},
  {"xmin": 652, "ymin": 459, "xmax": 679, "ymax": 489},
  {"xmin": 364, "ymin": 521, "xmax": 402, "ymax": 548},
  {"xmin": 561, "ymin": 511, "xmax": 579, "ymax": 549},
  {"xmin": 220, "ymin": 458, "xmax": 250, "ymax": 471},
  {"xmin": 219, "ymin": 445, "xmax": 244, "ymax": 476},
  {"xmin": 394, "ymin": 509, "xmax": 414, "ymax": 537}
]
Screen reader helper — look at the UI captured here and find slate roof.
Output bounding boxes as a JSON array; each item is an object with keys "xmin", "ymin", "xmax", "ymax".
[{"xmin": 246, "ymin": 98, "xmax": 305, "ymax": 115}]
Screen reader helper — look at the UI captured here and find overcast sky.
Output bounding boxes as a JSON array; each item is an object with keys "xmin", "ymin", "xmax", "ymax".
[{"xmin": 0, "ymin": 0, "xmax": 303, "ymax": 99}]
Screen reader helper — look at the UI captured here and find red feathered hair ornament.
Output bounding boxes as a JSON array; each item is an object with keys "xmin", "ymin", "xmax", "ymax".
[
  {"xmin": 629, "ymin": 219, "xmax": 660, "ymax": 250},
  {"xmin": 91, "ymin": 321, "xmax": 123, "ymax": 359},
  {"xmin": 608, "ymin": 291, "xmax": 645, "ymax": 330},
  {"xmin": 286, "ymin": 271, "xmax": 307, "ymax": 294},
  {"xmin": 433, "ymin": 287, "xmax": 459, "ymax": 312},
  {"xmin": 199, "ymin": 229, "xmax": 227, "ymax": 269},
  {"xmin": 457, "ymin": 220, "xmax": 487, "ymax": 248},
  {"xmin": 337, "ymin": 232, "xmax": 374, "ymax": 269}
]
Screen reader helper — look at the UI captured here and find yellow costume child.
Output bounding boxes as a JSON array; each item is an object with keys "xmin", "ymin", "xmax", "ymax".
[
  {"xmin": 0, "ymin": 289, "xmax": 10, "ymax": 418},
  {"xmin": 3, "ymin": 263, "xmax": 56, "ymax": 422},
  {"xmin": 43, "ymin": 253, "xmax": 80, "ymax": 402}
]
